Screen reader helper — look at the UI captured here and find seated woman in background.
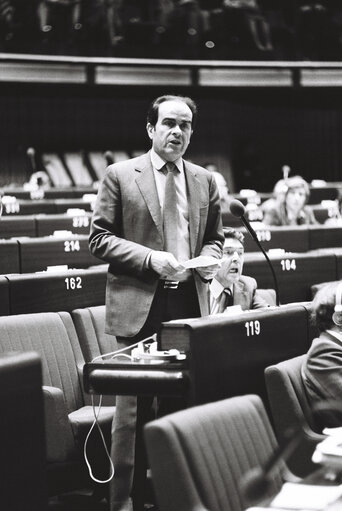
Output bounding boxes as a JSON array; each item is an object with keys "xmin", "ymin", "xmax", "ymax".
[
  {"xmin": 263, "ymin": 175, "xmax": 317, "ymax": 226},
  {"xmin": 325, "ymin": 190, "xmax": 342, "ymax": 226},
  {"xmin": 302, "ymin": 281, "xmax": 342, "ymax": 429}
]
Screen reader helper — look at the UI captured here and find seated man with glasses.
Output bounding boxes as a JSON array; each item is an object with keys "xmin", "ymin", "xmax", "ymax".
[{"xmin": 207, "ymin": 228, "xmax": 269, "ymax": 314}]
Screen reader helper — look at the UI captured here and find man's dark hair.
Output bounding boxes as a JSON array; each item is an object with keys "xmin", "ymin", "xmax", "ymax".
[
  {"xmin": 146, "ymin": 95, "xmax": 198, "ymax": 129},
  {"xmin": 223, "ymin": 228, "xmax": 245, "ymax": 246},
  {"xmin": 311, "ymin": 281, "xmax": 341, "ymax": 332}
]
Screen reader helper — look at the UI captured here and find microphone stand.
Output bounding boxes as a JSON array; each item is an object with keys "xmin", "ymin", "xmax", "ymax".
[{"xmin": 240, "ymin": 215, "xmax": 280, "ymax": 306}]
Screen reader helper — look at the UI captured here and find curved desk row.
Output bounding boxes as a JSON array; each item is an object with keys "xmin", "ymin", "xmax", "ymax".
[
  {"xmin": 1, "ymin": 198, "xmax": 94, "ymax": 216},
  {"xmin": 0, "ymin": 234, "xmax": 102, "ymax": 274},
  {"xmin": 0, "ymin": 212, "xmax": 92, "ymax": 239},
  {"xmin": 231, "ymin": 224, "xmax": 342, "ymax": 253},
  {"xmin": 0, "ymin": 266, "xmax": 107, "ymax": 316}
]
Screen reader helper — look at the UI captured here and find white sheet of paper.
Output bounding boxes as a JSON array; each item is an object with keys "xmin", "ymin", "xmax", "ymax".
[
  {"xmin": 270, "ymin": 483, "xmax": 342, "ymax": 510},
  {"xmin": 181, "ymin": 256, "xmax": 222, "ymax": 269}
]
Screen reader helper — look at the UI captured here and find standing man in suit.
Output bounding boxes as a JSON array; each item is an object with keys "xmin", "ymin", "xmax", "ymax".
[
  {"xmin": 89, "ymin": 94, "xmax": 224, "ymax": 511},
  {"xmin": 205, "ymin": 228, "xmax": 269, "ymax": 315}
]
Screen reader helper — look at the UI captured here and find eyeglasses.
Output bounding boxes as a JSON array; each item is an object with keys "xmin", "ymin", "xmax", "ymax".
[{"xmin": 223, "ymin": 248, "xmax": 244, "ymax": 256}]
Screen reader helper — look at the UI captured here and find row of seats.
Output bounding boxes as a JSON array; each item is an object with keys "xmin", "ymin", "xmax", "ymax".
[
  {"xmin": 0, "ymin": 304, "xmax": 115, "ymax": 499},
  {"xmin": 144, "ymin": 354, "xmax": 326, "ymax": 511},
  {"xmin": 0, "ymin": 212, "xmax": 91, "ymax": 238},
  {"xmin": 1, "ymin": 301, "xmax": 310, "ymax": 500}
]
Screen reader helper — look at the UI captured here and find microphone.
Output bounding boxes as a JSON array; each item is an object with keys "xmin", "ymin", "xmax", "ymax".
[
  {"xmin": 240, "ymin": 427, "xmax": 303, "ymax": 505},
  {"xmin": 103, "ymin": 150, "xmax": 115, "ymax": 166},
  {"xmin": 27, "ymin": 147, "xmax": 37, "ymax": 173},
  {"xmin": 229, "ymin": 199, "xmax": 280, "ymax": 306}
]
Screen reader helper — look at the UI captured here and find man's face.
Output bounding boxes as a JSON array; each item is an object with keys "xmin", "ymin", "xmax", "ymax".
[
  {"xmin": 147, "ymin": 100, "xmax": 193, "ymax": 162},
  {"xmin": 216, "ymin": 238, "xmax": 244, "ymax": 287}
]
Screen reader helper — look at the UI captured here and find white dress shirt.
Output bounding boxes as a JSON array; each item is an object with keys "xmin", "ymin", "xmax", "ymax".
[{"xmin": 209, "ymin": 278, "xmax": 233, "ymax": 314}]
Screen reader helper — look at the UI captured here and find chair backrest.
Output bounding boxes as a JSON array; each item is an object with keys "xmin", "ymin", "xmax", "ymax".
[
  {"xmin": 144, "ymin": 394, "xmax": 283, "ymax": 511},
  {"xmin": 0, "ymin": 311, "xmax": 85, "ymax": 414},
  {"xmin": 0, "ymin": 351, "xmax": 47, "ymax": 511},
  {"xmin": 258, "ymin": 288, "xmax": 276, "ymax": 306},
  {"xmin": 265, "ymin": 355, "xmax": 325, "ymax": 478},
  {"xmin": 71, "ymin": 305, "xmax": 117, "ymax": 362}
]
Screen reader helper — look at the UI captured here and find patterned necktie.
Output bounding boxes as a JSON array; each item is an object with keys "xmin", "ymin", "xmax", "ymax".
[{"xmin": 163, "ymin": 162, "xmax": 178, "ymax": 259}]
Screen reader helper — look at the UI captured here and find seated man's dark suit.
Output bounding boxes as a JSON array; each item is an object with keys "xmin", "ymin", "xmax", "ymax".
[{"xmin": 302, "ymin": 331, "xmax": 342, "ymax": 428}]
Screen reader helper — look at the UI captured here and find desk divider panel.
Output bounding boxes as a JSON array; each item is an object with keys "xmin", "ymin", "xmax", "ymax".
[
  {"xmin": 243, "ymin": 251, "xmax": 337, "ymax": 303},
  {"xmin": 7, "ymin": 267, "xmax": 106, "ymax": 314},
  {"xmin": 35, "ymin": 213, "xmax": 91, "ymax": 237},
  {"xmin": 18, "ymin": 235, "xmax": 101, "ymax": 273}
]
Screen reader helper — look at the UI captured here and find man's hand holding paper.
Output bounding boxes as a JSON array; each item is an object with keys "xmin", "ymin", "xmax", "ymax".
[{"xmin": 182, "ymin": 255, "xmax": 222, "ymax": 280}]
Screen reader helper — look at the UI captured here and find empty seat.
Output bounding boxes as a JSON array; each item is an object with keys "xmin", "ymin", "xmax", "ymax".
[
  {"xmin": 265, "ymin": 355, "xmax": 325, "ymax": 478},
  {"xmin": 71, "ymin": 304, "xmax": 116, "ymax": 363},
  {"xmin": 42, "ymin": 153, "xmax": 73, "ymax": 187},
  {"xmin": 63, "ymin": 151, "xmax": 94, "ymax": 187},
  {"xmin": 144, "ymin": 394, "xmax": 284, "ymax": 511},
  {"xmin": 0, "ymin": 311, "xmax": 115, "ymax": 496},
  {"xmin": 87, "ymin": 151, "xmax": 108, "ymax": 181}
]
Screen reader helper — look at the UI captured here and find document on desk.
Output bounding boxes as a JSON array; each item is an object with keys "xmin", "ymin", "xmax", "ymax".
[{"xmin": 270, "ymin": 482, "xmax": 342, "ymax": 509}]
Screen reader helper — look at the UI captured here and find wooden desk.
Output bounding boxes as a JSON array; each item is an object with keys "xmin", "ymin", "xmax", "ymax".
[
  {"xmin": 84, "ymin": 304, "xmax": 312, "ymax": 407},
  {"xmin": 0, "ymin": 240, "xmax": 20, "ymax": 274},
  {"xmin": 2, "ymin": 199, "xmax": 57, "ymax": 216},
  {"xmin": 240, "ymin": 226, "xmax": 310, "ymax": 253},
  {"xmin": 7, "ymin": 267, "xmax": 106, "ymax": 314},
  {"xmin": 35, "ymin": 213, "xmax": 91, "ymax": 237},
  {"xmin": 244, "ymin": 251, "xmax": 337, "ymax": 303},
  {"xmin": 309, "ymin": 225, "xmax": 342, "ymax": 250},
  {"xmin": 0, "ymin": 215, "xmax": 36, "ymax": 239},
  {"xmin": 18, "ymin": 235, "xmax": 101, "ymax": 273}
]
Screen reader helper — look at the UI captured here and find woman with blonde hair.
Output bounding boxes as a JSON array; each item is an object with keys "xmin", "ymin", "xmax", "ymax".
[{"xmin": 263, "ymin": 175, "xmax": 317, "ymax": 226}]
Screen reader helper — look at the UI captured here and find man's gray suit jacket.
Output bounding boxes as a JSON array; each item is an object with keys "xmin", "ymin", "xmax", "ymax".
[{"xmin": 89, "ymin": 151, "xmax": 224, "ymax": 337}]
